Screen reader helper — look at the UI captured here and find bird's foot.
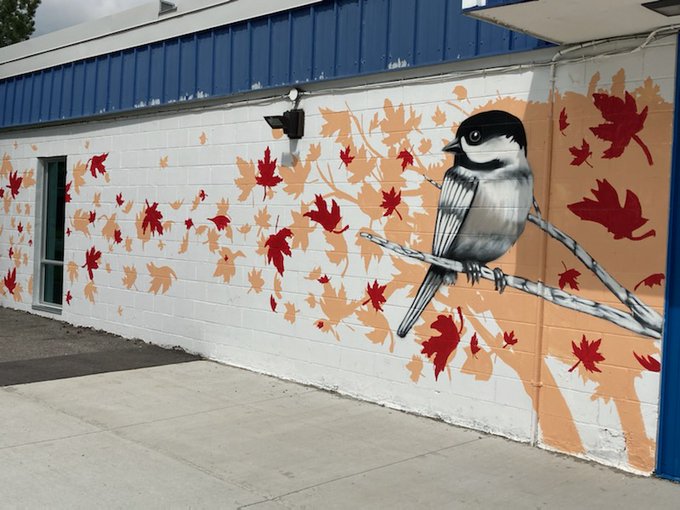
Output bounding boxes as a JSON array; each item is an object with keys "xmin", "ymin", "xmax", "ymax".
[
  {"xmin": 493, "ymin": 267, "xmax": 507, "ymax": 294},
  {"xmin": 463, "ymin": 261, "xmax": 482, "ymax": 285}
]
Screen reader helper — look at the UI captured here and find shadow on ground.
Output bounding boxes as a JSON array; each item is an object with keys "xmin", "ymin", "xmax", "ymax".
[{"xmin": 0, "ymin": 307, "xmax": 199, "ymax": 386}]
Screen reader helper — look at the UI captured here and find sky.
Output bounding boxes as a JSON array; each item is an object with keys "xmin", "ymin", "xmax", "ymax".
[{"xmin": 33, "ymin": 0, "xmax": 151, "ymax": 37}]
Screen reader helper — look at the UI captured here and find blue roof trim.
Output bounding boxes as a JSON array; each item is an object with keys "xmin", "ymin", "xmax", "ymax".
[{"xmin": 0, "ymin": 0, "xmax": 551, "ymax": 129}]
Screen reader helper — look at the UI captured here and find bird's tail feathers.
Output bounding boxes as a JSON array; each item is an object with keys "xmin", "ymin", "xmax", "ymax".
[{"xmin": 397, "ymin": 268, "xmax": 444, "ymax": 338}]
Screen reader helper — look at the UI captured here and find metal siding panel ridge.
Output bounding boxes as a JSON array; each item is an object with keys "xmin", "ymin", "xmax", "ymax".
[
  {"xmin": 250, "ymin": 18, "xmax": 271, "ymax": 90},
  {"xmin": 213, "ymin": 26, "xmax": 232, "ymax": 96},
  {"xmin": 270, "ymin": 12, "xmax": 291, "ymax": 87},
  {"xmin": 290, "ymin": 8, "xmax": 313, "ymax": 84},
  {"xmin": 360, "ymin": 0, "xmax": 388, "ymax": 75},
  {"xmin": 196, "ymin": 31, "xmax": 214, "ymax": 97},
  {"xmin": 335, "ymin": 0, "xmax": 361, "ymax": 77},
  {"xmin": 312, "ymin": 2, "xmax": 336, "ymax": 81},
  {"xmin": 415, "ymin": 0, "xmax": 446, "ymax": 66},
  {"xmin": 387, "ymin": 0, "xmax": 416, "ymax": 68},
  {"xmin": 180, "ymin": 35, "xmax": 197, "ymax": 100},
  {"xmin": 231, "ymin": 23, "xmax": 250, "ymax": 93},
  {"xmin": 149, "ymin": 43, "xmax": 165, "ymax": 106}
]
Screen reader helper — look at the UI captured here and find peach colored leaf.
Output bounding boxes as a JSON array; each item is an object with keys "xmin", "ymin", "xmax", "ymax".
[
  {"xmin": 274, "ymin": 275, "xmax": 283, "ymax": 299},
  {"xmin": 248, "ymin": 268, "xmax": 264, "ymax": 294},
  {"xmin": 71, "ymin": 160, "xmax": 87, "ymax": 194},
  {"xmin": 170, "ymin": 199, "xmax": 184, "ymax": 210},
  {"xmin": 290, "ymin": 204, "xmax": 311, "ymax": 251},
  {"xmin": 71, "ymin": 209, "xmax": 91, "ymax": 237},
  {"xmin": 67, "ymin": 261, "xmax": 79, "ymax": 284},
  {"xmin": 159, "ymin": 155, "xmax": 169, "ymax": 168},
  {"xmin": 204, "ymin": 228, "xmax": 220, "ymax": 253},
  {"xmin": 418, "ymin": 138, "xmax": 432, "ymax": 154},
  {"xmin": 235, "ymin": 156, "xmax": 256, "ymax": 201},
  {"xmin": 452, "ymin": 85, "xmax": 468, "ymax": 101},
  {"xmin": 123, "ymin": 201, "xmax": 134, "ymax": 214},
  {"xmin": 195, "ymin": 225, "xmax": 208, "ymax": 236},
  {"xmin": 213, "ymin": 248, "xmax": 245, "ymax": 283},
  {"xmin": 432, "ymin": 106, "xmax": 446, "ymax": 127},
  {"xmin": 84, "ymin": 281, "xmax": 97, "ymax": 303},
  {"xmin": 122, "ymin": 266, "xmax": 137, "ymax": 289},
  {"xmin": 319, "ymin": 107, "xmax": 352, "ymax": 144},
  {"xmin": 307, "ymin": 143, "xmax": 322, "ymax": 162},
  {"xmin": 355, "ymin": 307, "xmax": 394, "ymax": 352},
  {"xmin": 284, "ymin": 302, "xmax": 298, "ymax": 324},
  {"xmin": 279, "ymin": 155, "xmax": 311, "ymax": 199},
  {"xmin": 21, "ymin": 169, "xmax": 36, "ymax": 188},
  {"xmin": 92, "ymin": 192, "xmax": 101, "ymax": 207},
  {"xmin": 461, "ymin": 344, "xmax": 493, "ymax": 381},
  {"xmin": 199, "ymin": 132, "xmax": 207, "ymax": 145},
  {"xmin": 125, "ymin": 237, "xmax": 133, "ymax": 252},
  {"xmin": 147, "ymin": 263, "xmax": 177, "ymax": 294},
  {"xmin": 406, "ymin": 355, "xmax": 424, "ymax": 383},
  {"xmin": 255, "ymin": 206, "xmax": 272, "ymax": 235},
  {"xmin": 306, "ymin": 293, "xmax": 317, "ymax": 309},
  {"xmin": 178, "ymin": 232, "xmax": 189, "ymax": 254},
  {"xmin": 1, "ymin": 153, "xmax": 12, "ymax": 179},
  {"xmin": 324, "ymin": 231, "xmax": 349, "ymax": 274}
]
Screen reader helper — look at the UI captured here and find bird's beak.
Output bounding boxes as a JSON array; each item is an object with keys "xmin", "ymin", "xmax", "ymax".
[{"xmin": 442, "ymin": 137, "xmax": 462, "ymax": 154}]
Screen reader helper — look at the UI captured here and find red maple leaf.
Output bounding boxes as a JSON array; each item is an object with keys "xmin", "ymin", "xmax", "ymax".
[
  {"xmin": 113, "ymin": 229, "xmax": 123, "ymax": 244},
  {"xmin": 6, "ymin": 170, "xmax": 22, "ymax": 199},
  {"xmin": 8, "ymin": 247, "xmax": 12, "ymax": 259},
  {"xmin": 265, "ymin": 227, "xmax": 293, "ymax": 276},
  {"xmin": 421, "ymin": 308, "xmax": 464, "ymax": 380},
  {"xmin": 339, "ymin": 146, "xmax": 354, "ymax": 167},
  {"xmin": 502, "ymin": 330, "xmax": 518, "ymax": 349},
  {"xmin": 0, "ymin": 188, "xmax": 4, "ymax": 198},
  {"xmin": 185, "ymin": 218, "xmax": 194, "ymax": 230},
  {"xmin": 199, "ymin": 189, "xmax": 207, "ymax": 201},
  {"xmin": 318, "ymin": 275, "xmax": 330, "ymax": 284},
  {"xmin": 115, "ymin": 193, "xmax": 124, "ymax": 206},
  {"xmin": 66, "ymin": 228, "xmax": 71, "ymax": 237},
  {"xmin": 142, "ymin": 200, "xmax": 164, "ymax": 236},
  {"xmin": 29, "ymin": 239, "xmax": 32, "ymax": 247},
  {"xmin": 81, "ymin": 246, "xmax": 102, "ymax": 280},
  {"xmin": 569, "ymin": 335, "xmax": 605, "ymax": 373},
  {"xmin": 381, "ymin": 187, "xmax": 403, "ymax": 220},
  {"xmin": 362, "ymin": 280, "xmax": 387, "ymax": 312},
  {"xmin": 88, "ymin": 210, "xmax": 96, "ymax": 224},
  {"xmin": 17, "ymin": 222, "xmax": 23, "ymax": 233},
  {"xmin": 633, "ymin": 352, "xmax": 661, "ymax": 372},
  {"xmin": 65, "ymin": 290, "xmax": 73, "ymax": 305},
  {"xmin": 397, "ymin": 149, "xmax": 414, "ymax": 170},
  {"xmin": 88, "ymin": 153, "xmax": 108, "ymax": 177},
  {"xmin": 304, "ymin": 194, "xmax": 349, "ymax": 234},
  {"xmin": 567, "ymin": 179, "xmax": 655, "ymax": 241},
  {"xmin": 256, "ymin": 146, "xmax": 283, "ymax": 200},
  {"xmin": 569, "ymin": 139, "xmax": 593, "ymax": 168},
  {"xmin": 270, "ymin": 295, "xmax": 277, "ymax": 312},
  {"xmin": 65, "ymin": 181, "xmax": 72, "ymax": 203},
  {"xmin": 3, "ymin": 268, "xmax": 17, "ymax": 296},
  {"xmin": 558, "ymin": 261, "xmax": 581, "ymax": 291},
  {"xmin": 634, "ymin": 273, "xmax": 665, "ymax": 291},
  {"xmin": 315, "ymin": 320, "xmax": 324, "ymax": 329},
  {"xmin": 470, "ymin": 333, "xmax": 481, "ymax": 357},
  {"xmin": 590, "ymin": 91, "xmax": 652, "ymax": 165},
  {"xmin": 209, "ymin": 215, "xmax": 231, "ymax": 231},
  {"xmin": 559, "ymin": 107, "xmax": 569, "ymax": 135}
]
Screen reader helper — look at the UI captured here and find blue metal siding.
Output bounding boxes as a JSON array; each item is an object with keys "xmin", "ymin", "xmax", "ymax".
[
  {"xmin": 0, "ymin": 0, "xmax": 550, "ymax": 129},
  {"xmin": 656, "ymin": 33, "xmax": 680, "ymax": 483}
]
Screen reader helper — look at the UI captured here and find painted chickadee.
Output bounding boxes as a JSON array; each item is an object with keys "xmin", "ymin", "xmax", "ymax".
[{"xmin": 397, "ymin": 110, "xmax": 533, "ymax": 338}]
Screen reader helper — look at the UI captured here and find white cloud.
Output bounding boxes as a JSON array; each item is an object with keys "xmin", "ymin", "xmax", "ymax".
[{"xmin": 33, "ymin": 0, "xmax": 152, "ymax": 37}]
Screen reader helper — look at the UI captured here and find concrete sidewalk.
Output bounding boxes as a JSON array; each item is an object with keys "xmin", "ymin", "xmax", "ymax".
[{"xmin": 1, "ymin": 311, "xmax": 679, "ymax": 508}]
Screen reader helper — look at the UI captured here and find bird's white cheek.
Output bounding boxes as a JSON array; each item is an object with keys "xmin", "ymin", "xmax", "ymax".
[{"xmin": 461, "ymin": 136, "xmax": 520, "ymax": 164}]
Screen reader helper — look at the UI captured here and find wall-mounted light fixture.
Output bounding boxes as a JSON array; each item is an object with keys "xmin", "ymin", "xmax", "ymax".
[
  {"xmin": 264, "ymin": 110, "xmax": 305, "ymax": 139},
  {"xmin": 643, "ymin": 0, "xmax": 680, "ymax": 16},
  {"xmin": 264, "ymin": 90, "xmax": 305, "ymax": 139}
]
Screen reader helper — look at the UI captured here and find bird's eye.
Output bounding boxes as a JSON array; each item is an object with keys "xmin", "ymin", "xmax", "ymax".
[{"xmin": 468, "ymin": 130, "xmax": 482, "ymax": 144}]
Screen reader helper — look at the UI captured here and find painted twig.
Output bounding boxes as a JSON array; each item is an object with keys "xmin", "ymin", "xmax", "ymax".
[{"xmin": 359, "ymin": 231, "xmax": 662, "ymax": 339}]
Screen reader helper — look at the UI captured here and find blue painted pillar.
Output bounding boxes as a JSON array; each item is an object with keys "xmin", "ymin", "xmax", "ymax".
[{"xmin": 656, "ymin": 33, "xmax": 680, "ymax": 482}]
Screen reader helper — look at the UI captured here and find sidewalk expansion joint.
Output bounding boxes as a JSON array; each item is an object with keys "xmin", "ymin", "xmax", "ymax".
[{"xmin": 237, "ymin": 436, "xmax": 485, "ymax": 509}]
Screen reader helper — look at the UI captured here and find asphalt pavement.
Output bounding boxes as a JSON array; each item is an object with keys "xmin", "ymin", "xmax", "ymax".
[{"xmin": 1, "ymin": 306, "xmax": 679, "ymax": 509}]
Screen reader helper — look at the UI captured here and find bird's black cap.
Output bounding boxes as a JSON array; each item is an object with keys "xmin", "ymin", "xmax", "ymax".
[{"xmin": 445, "ymin": 110, "xmax": 528, "ymax": 155}]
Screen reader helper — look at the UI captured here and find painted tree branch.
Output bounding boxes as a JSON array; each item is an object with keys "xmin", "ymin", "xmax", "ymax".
[
  {"xmin": 526, "ymin": 213, "xmax": 663, "ymax": 334},
  {"xmin": 360, "ymin": 232, "xmax": 662, "ymax": 339}
]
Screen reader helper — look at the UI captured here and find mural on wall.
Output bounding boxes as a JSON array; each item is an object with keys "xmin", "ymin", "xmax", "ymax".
[{"xmin": 0, "ymin": 64, "xmax": 671, "ymax": 473}]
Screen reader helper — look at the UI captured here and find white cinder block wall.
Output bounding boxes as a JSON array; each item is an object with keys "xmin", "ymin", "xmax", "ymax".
[{"xmin": 0, "ymin": 41, "xmax": 674, "ymax": 474}]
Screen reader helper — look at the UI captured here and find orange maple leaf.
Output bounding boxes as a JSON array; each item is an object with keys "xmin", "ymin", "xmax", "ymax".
[{"xmin": 147, "ymin": 263, "xmax": 177, "ymax": 294}]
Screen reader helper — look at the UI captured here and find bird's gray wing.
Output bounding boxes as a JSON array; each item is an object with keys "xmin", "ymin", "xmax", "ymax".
[{"xmin": 432, "ymin": 170, "xmax": 478, "ymax": 258}]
